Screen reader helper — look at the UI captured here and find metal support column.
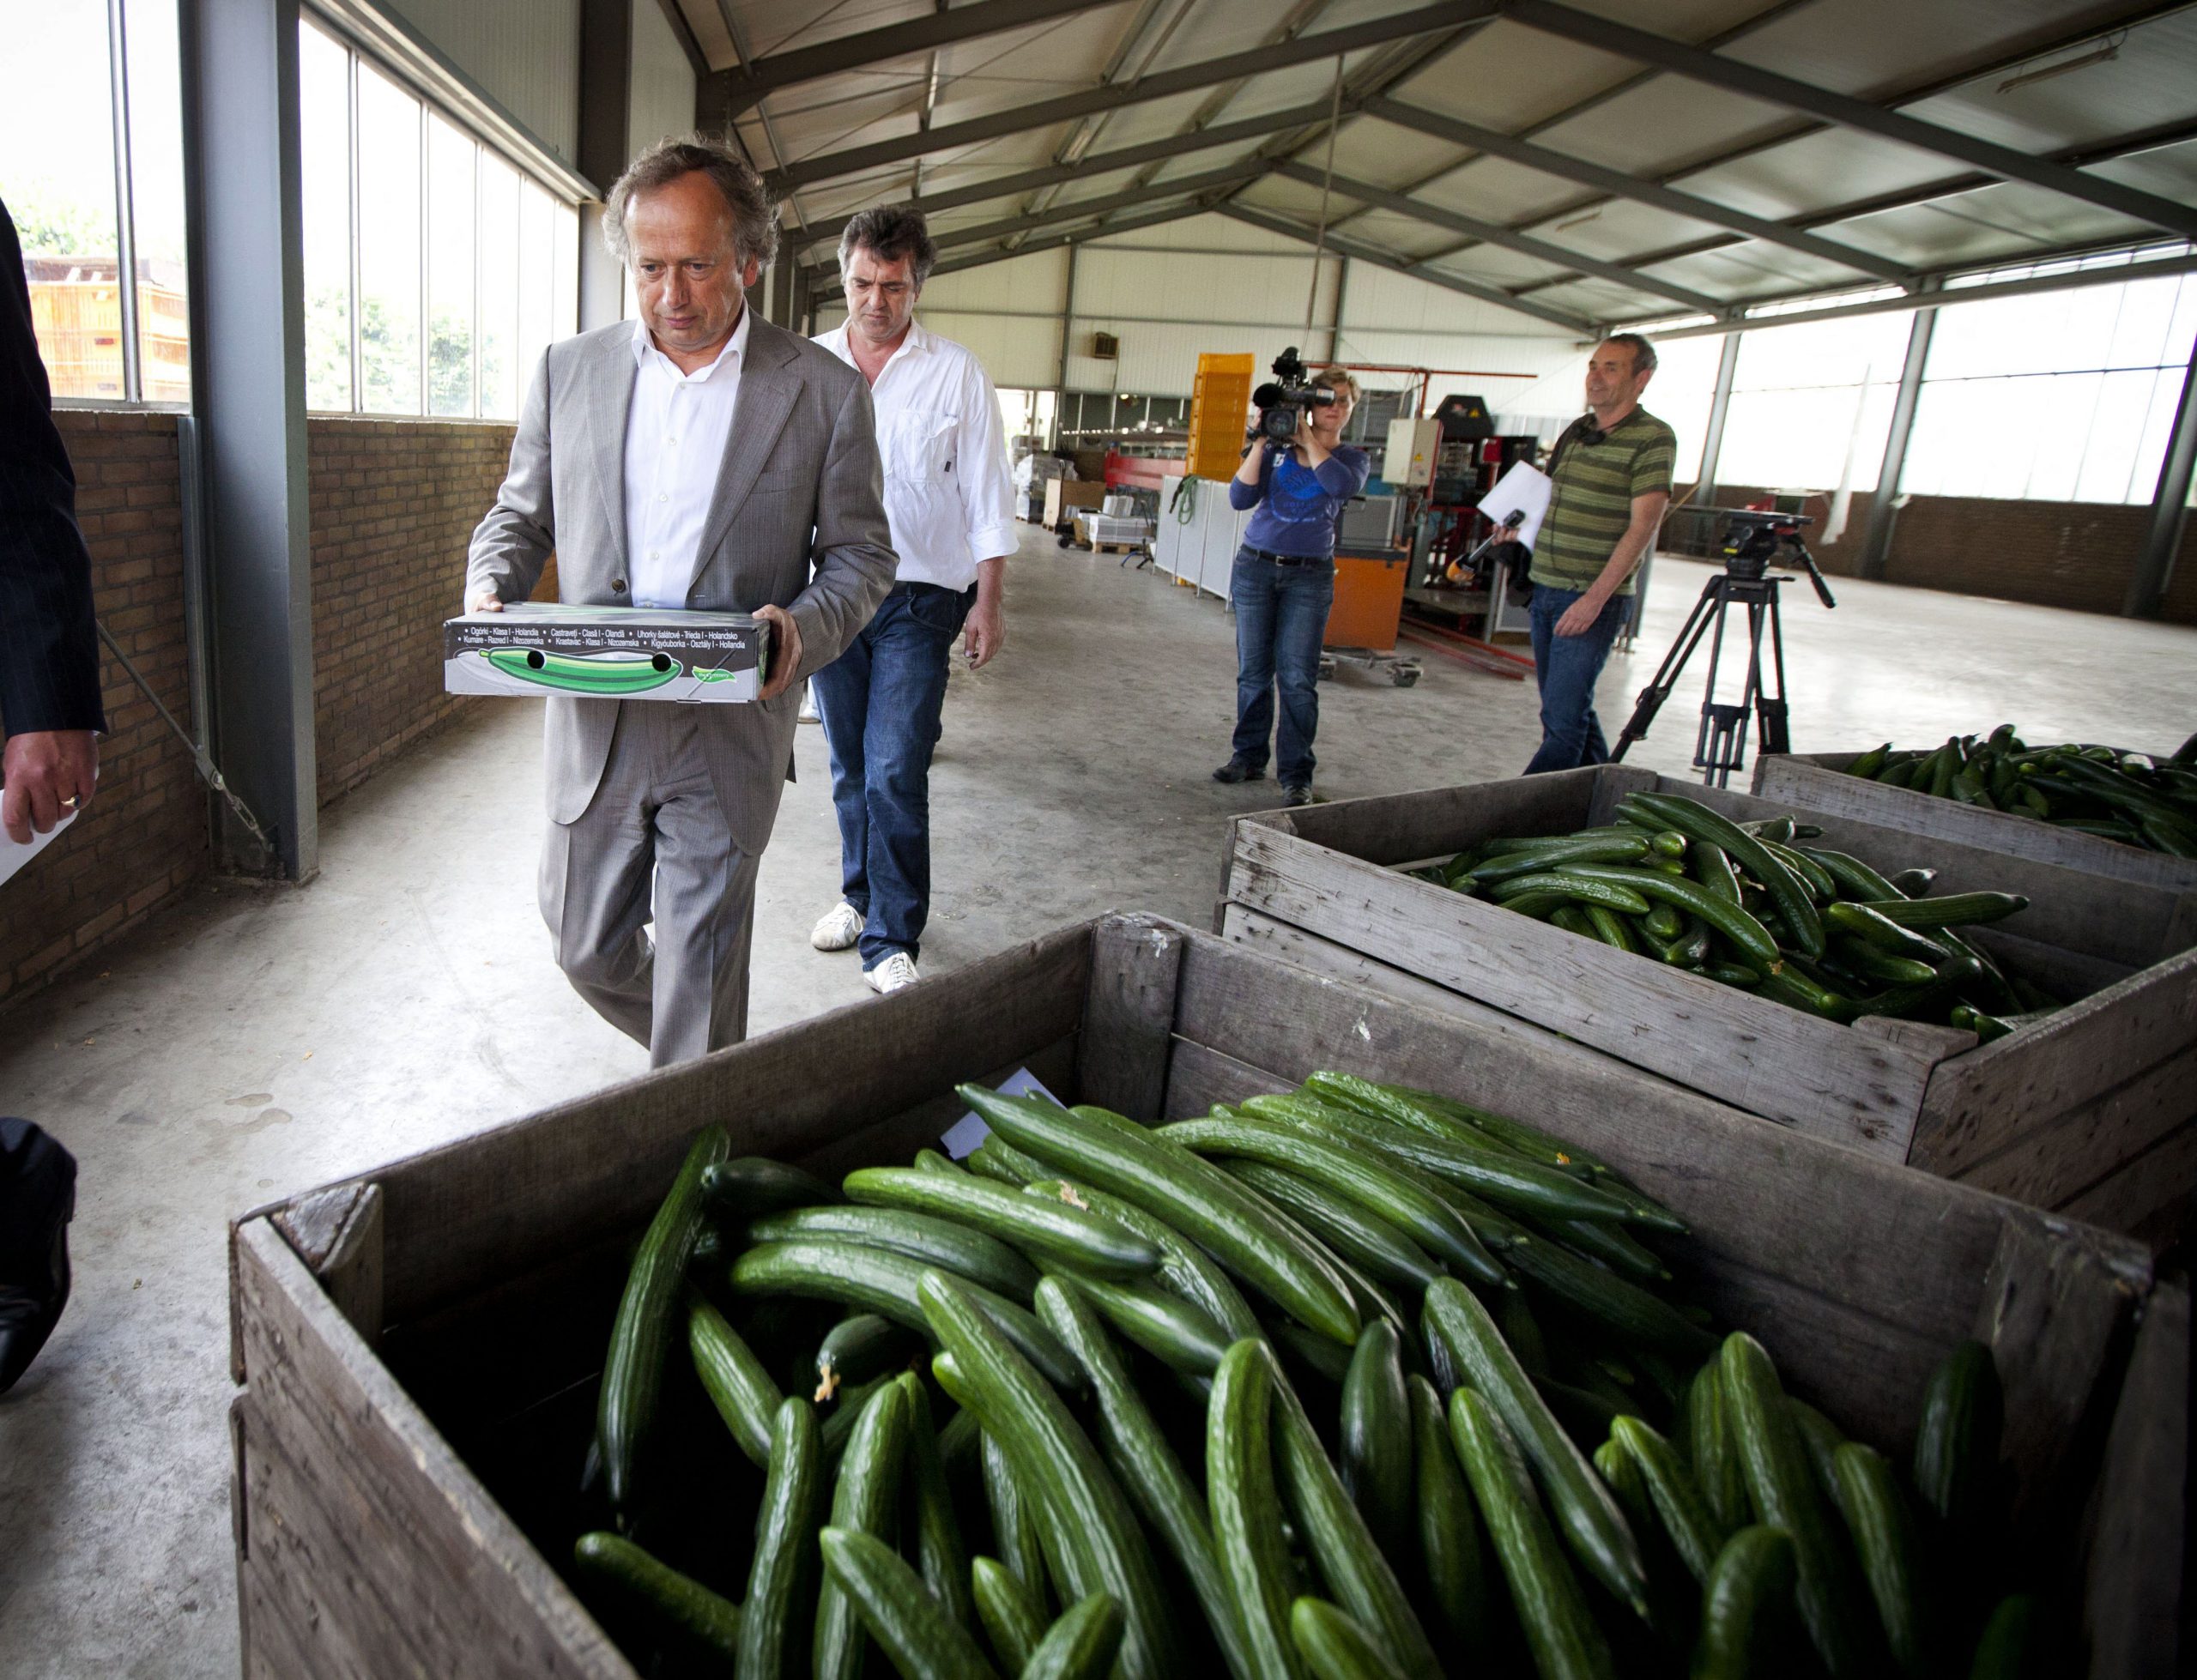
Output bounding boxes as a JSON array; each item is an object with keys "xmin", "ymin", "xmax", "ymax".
[
  {"xmin": 1056, "ymin": 243, "xmax": 1079, "ymax": 395},
  {"xmin": 577, "ymin": 0, "xmax": 631, "ymax": 330},
  {"xmin": 2126, "ymin": 331, "xmax": 2197, "ymax": 618},
  {"xmin": 1693, "ymin": 328, "xmax": 1740, "ymax": 505},
  {"xmin": 179, "ymin": 0, "xmax": 316, "ymax": 879},
  {"xmin": 1856, "ymin": 288, "xmax": 1938, "ymax": 581}
]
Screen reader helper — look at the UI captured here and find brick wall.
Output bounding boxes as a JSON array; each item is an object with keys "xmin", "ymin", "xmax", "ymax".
[
  {"xmin": 2, "ymin": 411, "xmax": 208, "ymax": 1007},
  {"xmin": 1698, "ymin": 485, "xmax": 2197, "ymax": 623},
  {"xmin": 309, "ymin": 415, "xmax": 524, "ymax": 803}
]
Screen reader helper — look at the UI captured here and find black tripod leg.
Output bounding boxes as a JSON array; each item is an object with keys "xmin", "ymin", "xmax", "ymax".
[
  {"xmin": 1613, "ymin": 577, "xmax": 1725, "ymax": 761},
  {"xmin": 1757, "ymin": 592, "xmax": 1791, "ymax": 757}
]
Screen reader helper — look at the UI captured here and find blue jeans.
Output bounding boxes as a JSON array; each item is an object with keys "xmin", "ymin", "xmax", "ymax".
[
  {"xmin": 812, "ymin": 583, "xmax": 972, "ymax": 966},
  {"xmin": 1230, "ymin": 547, "xmax": 1334, "ymax": 787},
  {"xmin": 1524, "ymin": 586, "xmax": 1632, "ymax": 775}
]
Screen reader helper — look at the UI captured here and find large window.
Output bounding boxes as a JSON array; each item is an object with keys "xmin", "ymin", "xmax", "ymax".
[
  {"xmin": 300, "ymin": 17, "xmax": 578, "ymax": 420},
  {"xmin": 1900, "ymin": 255, "xmax": 2197, "ymax": 505},
  {"xmin": 1713, "ymin": 310, "xmax": 1912, "ymax": 493},
  {"xmin": 7, "ymin": 0, "xmax": 191, "ymax": 403}
]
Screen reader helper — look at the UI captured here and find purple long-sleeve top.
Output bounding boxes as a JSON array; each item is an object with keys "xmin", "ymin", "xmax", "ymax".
[{"xmin": 1229, "ymin": 443, "xmax": 1371, "ymax": 558}]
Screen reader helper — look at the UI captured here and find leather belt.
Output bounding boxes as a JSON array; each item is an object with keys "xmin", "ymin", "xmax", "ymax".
[{"xmin": 1243, "ymin": 546, "xmax": 1326, "ymax": 567}]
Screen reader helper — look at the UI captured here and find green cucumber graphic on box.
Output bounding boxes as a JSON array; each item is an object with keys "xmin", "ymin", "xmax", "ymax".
[{"xmin": 475, "ymin": 647, "xmax": 746, "ymax": 695}]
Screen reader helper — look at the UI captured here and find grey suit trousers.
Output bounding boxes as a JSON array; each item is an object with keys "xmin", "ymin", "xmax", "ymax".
[{"xmin": 538, "ymin": 701, "xmax": 763, "ymax": 1067}]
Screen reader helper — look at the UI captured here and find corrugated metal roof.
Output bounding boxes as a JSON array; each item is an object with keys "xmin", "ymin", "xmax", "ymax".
[{"xmin": 673, "ymin": 0, "xmax": 2197, "ymax": 329}]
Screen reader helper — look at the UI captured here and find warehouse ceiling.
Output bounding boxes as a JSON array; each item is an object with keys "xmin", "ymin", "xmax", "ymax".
[{"xmin": 667, "ymin": 0, "xmax": 2197, "ymax": 331}]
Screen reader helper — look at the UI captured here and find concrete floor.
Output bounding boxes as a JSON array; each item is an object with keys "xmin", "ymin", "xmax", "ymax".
[{"xmin": 3, "ymin": 527, "xmax": 2194, "ymax": 1675}]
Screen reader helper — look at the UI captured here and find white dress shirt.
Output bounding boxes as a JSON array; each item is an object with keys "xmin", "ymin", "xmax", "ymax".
[
  {"xmin": 623, "ymin": 307, "xmax": 751, "ymax": 608},
  {"xmin": 814, "ymin": 317, "xmax": 1016, "ymax": 591}
]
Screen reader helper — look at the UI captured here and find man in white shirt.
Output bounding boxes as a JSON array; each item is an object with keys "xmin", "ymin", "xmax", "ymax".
[{"xmin": 810, "ymin": 208, "xmax": 1016, "ymax": 994}]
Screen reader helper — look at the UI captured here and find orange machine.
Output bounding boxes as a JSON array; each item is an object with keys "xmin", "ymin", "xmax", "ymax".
[{"xmin": 1325, "ymin": 549, "xmax": 1409, "ymax": 652}]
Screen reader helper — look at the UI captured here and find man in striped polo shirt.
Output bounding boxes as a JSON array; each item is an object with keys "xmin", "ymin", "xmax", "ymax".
[{"xmin": 1516, "ymin": 333, "xmax": 1674, "ymax": 774}]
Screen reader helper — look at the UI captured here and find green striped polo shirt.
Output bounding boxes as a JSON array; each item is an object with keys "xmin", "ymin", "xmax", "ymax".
[{"xmin": 1530, "ymin": 406, "xmax": 1676, "ymax": 595}]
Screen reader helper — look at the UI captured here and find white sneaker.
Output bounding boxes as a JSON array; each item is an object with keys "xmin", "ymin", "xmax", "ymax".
[
  {"xmin": 798, "ymin": 684, "xmax": 820, "ymax": 723},
  {"xmin": 810, "ymin": 902, "xmax": 863, "ymax": 951},
  {"xmin": 864, "ymin": 952, "xmax": 920, "ymax": 994}
]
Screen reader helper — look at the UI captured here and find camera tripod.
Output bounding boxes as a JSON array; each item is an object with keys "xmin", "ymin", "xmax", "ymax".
[{"xmin": 1611, "ymin": 516, "xmax": 1836, "ymax": 787}]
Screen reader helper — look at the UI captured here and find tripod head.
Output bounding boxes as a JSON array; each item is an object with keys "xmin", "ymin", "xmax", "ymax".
[{"xmin": 1716, "ymin": 507, "xmax": 1837, "ymax": 608}]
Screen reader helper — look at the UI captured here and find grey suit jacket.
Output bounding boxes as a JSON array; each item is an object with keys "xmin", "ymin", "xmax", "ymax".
[{"xmin": 465, "ymin": 312, "xmax": 897, "ymax": 850}]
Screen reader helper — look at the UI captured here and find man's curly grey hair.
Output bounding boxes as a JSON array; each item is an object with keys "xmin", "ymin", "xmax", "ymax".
[{"xmin": 603, "ymin": 135, "xmax": 780, "ymax": 270}]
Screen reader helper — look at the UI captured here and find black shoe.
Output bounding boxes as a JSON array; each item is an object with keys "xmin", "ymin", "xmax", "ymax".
[
  {"xmin": 1213, "ymin": 759, "xmax": 1267, "ymax": 784},
  {"xmin": 1283, "ymin": 783, "xmax": 1314, "ymax": 807},
  {"xmin": 0, "ymin": 1118, "xmax": 76, "ymax": 1397}
]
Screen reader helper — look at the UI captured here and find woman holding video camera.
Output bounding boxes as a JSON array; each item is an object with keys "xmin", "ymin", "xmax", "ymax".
[{"xmin": 1213, "ymin": 366, "xmax": 1367, "ymax": 807}]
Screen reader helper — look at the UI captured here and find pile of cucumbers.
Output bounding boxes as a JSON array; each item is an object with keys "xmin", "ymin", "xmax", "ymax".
[
  {"xmin": 1408, "ymin": 789, "xmax": 2051, "ymax": 1040},
  {"xmin": 568, "ymin": 1073, "xmax": 2044, "ymax": 1679},
  {"xmin": 1843, "ymin": 727, "xmax": 2197, "ymax": 858}
]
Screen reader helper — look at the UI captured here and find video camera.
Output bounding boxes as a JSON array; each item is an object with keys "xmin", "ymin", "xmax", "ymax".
[
  {"xmin": 1716, "ymin": 507, "xmax": 1837, "ymax": 607},
  {"xmin": 1250, "ymin": 347, "xmax": 1337, "ymax": 443}
]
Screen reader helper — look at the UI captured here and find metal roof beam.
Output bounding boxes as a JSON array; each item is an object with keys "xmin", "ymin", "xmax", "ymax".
[
  {"xmin": 788, "ymin": 100, "xmax": 1338, "ymax": 251},
  {"xmin": 1268, "ymin": 160, "xmax": 1726, "ymax": 311},
  {"xmin": 814, "ymin": 196, "xmax": 1227, "ymax": 297},
  {"xmin": 700, "ymin": 0, "xmax": 1117, "ymax": 123},
  {"xmin": 1504, "ymin": 0, "xmax": 2197, "ymax": 242},
  {"xmin": 1214, "ymin": 203, "xmax": 1595, "ymax": 333},
  {"xmin": 762, "ymin": 0, "xmax": 1501, "ymax": 193},
  {"xmin": 1364, "ymin": 95, "xmax": 1912, "ymax": 282}
]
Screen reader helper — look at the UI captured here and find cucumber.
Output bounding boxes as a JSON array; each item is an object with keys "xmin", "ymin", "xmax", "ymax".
[
  {"xmin": 965, "ymin": 1145, "xmax": 1032, "ymax": 1186},
  {"xmin": 1831, "ymin": 936, "xmax": 1938, "ymax": 987},
  {"xmin": 1641, "ymin": 898, "xmax": 1686, "ymax": 942},
  {"xmin": 1034, "ymin": 1277, "xmax": 1254, "ymax": 1680},
  {"xmin": 572, "ymin": 1531, "xmax": 741, "ymax": 1661},
  {"xmin": 1788, "ymin": 1399, "xmax": 1845, "ymax": 1507},
  {"xmin": 737, "ymin": 1396, "xmax": 824, "ymax": 1680},
  {"xmin": 749, "ymin": 1205, "xmax": 1041, "ymax": 1302},
  {"xmin": 959, "ymin": 1087, "xmax": 1359, "ymax": 1345},
  {"xmin": 1225, "ymin": 1162, "xmax": 1444, "ymax": 1294},
  {"xmin": 1051, "ymin": 1271, "xmax": 1232, "ymax": 1375},
  {"xmin": 919, "ymin": 1274, "xmax": 1177, "ymax": 1680},
  {"xmin": 813, "ymin": 1380, "xmax": 909, "ymax": 1680},
  {"xmin": 1848, "ymin": 892, "xmax": 2028, "ymax": 929},
  {"xmin": 1505, "ymin": 1231, "xmax": 1717, "ymax": 1357},
  {"xmin": 1913, "ymin": 1339, "xmax": 2003, "ymax": 1537},
  {"xmin": 1759, "ymin": 837, "xmax": 1837, "ymax": 903},
  {"xmin": 1026, "ymin": 1178, "xmax": 1264, "ymax": 1342},
  {"xmin": 687, "ymin": 1292, "xmax": 782, "ymax": 1466},
  {"xmin": 1449, "ymin": 1387, "xmax": 1618, "ymax": 1680},
  {"xmin": 1832, "ymin": 1441, "xmax": 1929, "ymax": 1678},
  {"xmin": 1619, "ymin": 791, "xmax": 1825, "ymax": 958},
  {"xmin": 971, "ymin": 1554, "xmax": 1047, "ymax": 1671},
  {"xmin": 911, "ymin": 1147, "xmax": 962, "ymax": 1175},
  {"xmin": 820, "ymin": 1375, "xmax": 893, "ymax": 1467},
  {"xmin": 600, "ymin": 1125, "xmax": 729, "ymax": 1509},
  {"xmin": 814, "ymin": 1314, "xmax": 921, "ymax": 1401},
  {"xmin": 968, "ymin": 1134, "xmax": 1050, "ymax": 1186},
  {"xmin": 1692, "ymin": 1525, "xmax": 1798, "ymax": 1680},
  {"xmin": 1491, "ymin": 871, "xmax": 1656, "ymax": 915},
  {"xmin": 1276, "ymin": 1317, "xmax": 1356, "ymax": 1387},
  {"xmin": 1316, "ymin": 1076, "xmax": 1622, "ymax": 1187},
  {"xmin": 729, "ymin": 1239, "xmax": 1080, "ymax": 1391},
  {"xmin": 893, "ymin": 1374, "xmax": 972, "ymax": 1634},
  {"xmin": 1470, "ymin": 833, "xmax": 1652, "ymax": 879},
  {"xmin": 1540, "ymin": 1213, "xmax": 1672, "ymax": 1284},
  {"xmin": 1159, "ymin": 1114, "xmax": 1503, "ymax": 1283},
  {"xmin": 1289, "ymin": 1598, "xmax": 1411, "ymax": 1680},
  {"xmin": 1966, "ymin": 1593, "xmax": 2039, "ymax": 1679},
  {"xmin": 1720, "ymin": 1334, "xmax": 1876, "ymax": 1677},
  {"xmin": 1408, "ymin": 1375, "xmax": 1495, "ymax": 1652},
  {"xmin": 1586, "ymin": 903, "xmax": 1643, "ymax": 952},
  {"xmin": 1548, "ymin": 862, "xmax": 1785, "ymax": 970},
  {"xmin": 1847, "ymin": 743, "xmax": 1892, "ymax": 779},
  {"xmin": 842, "ymin": 1166, "xmax": 1161, "ymax": 1278},
  {"xmin": 981, "ymin": 1431, "xmax": 1049, "ymax": 1606},
  {"xmin": 1611, "ymin": 1415, "xmax": 1729, "ymax": 1583},
  {"xmin": 1688, "ymin": 838, "xmax": 1743, "ymax": 905},
  {"xmin": 700, "ymin": 1154, "xmax": 838, "ymax": 1218},
  {"xmin": 817, "ymin": 1527, "xmax": 1002, "ymax": 1680},
  {"xmin": 1022, "ymin": 1593, "xmax": 1127, "ymax": 1680},
  {"xmin": 1424, "ymin": 1278, "xmax": 1651, "ymax": 1618},
  {"xmin": 1209, "ymin": 1339, "xmax": 1307, "ymax": 1680},
  {"xmin": 1340, "ymin": 1321, "xmax": 1413, "ymax": 1566},
  {"xmin": 1240, "ymin": 1091, "xmax": 1636, "ymax": 1225},
  {"xmin": 1271, "ymin": 1373, "xmax": 1442, "ymax": 1677},
  {"xmin": 1822, "ymin": 900, "xmax": 1952, "ymax": 963}
]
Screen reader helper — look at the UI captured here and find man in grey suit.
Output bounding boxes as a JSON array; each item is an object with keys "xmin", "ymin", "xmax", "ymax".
[{"xmin": 465, "ymin": 138, "xmax": 896, "ymax": 1067}]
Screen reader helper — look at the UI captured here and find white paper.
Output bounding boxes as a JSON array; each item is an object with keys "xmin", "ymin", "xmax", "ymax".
[
  {"xmin": 941, "ymin": 1066, "xmax": 1063, "ymax": 1158},
  {"xmin": 0, "ymin": 802, "xmax": 82, "ymax": 888},
  {"xmin": 1479, "ymin": 460, "xmax": 1553, "ymax": 550}
]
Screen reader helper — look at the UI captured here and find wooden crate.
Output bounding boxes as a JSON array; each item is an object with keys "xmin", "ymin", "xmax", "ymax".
[
  {"xmin": 227, "ymin": 915, "xmax": 2182, "ymax": 1677},
  {"xmin": 1217, "ymin": 766, "xmax": 2197, "ymax": 1245},
  {"xmin": 1755, "ymin": 752, "xmax": 2197, "ymax": 894}
]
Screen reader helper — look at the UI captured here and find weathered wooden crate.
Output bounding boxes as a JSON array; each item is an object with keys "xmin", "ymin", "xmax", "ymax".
[
  {"xmin": 1217, "ymin": 766, "xmax": 2197, "ymax": 1246},
  {"xmin": 228, "ymin": 915, "xmax": 2186, "ymax": 1677},
  {"xmin": 1755, "ymin": 752, "xmax": 2197, "ymax": 894}
]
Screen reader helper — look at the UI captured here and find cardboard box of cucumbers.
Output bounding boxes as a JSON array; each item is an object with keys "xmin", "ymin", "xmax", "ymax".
[{"xmin": 564, "ymin": 1074, "xmax": 2045, "ymax": 1680}]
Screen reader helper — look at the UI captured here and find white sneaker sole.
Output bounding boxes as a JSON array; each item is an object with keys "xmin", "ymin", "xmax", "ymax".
[{"xmin": 810, "ymin": 909, "xmax": 863, "ymax": 952}]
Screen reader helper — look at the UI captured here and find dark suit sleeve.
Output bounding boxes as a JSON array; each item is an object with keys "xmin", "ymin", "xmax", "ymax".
[{"xmin": 0, "ymin": 199, "xmax": 104, "ymax": 738}]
